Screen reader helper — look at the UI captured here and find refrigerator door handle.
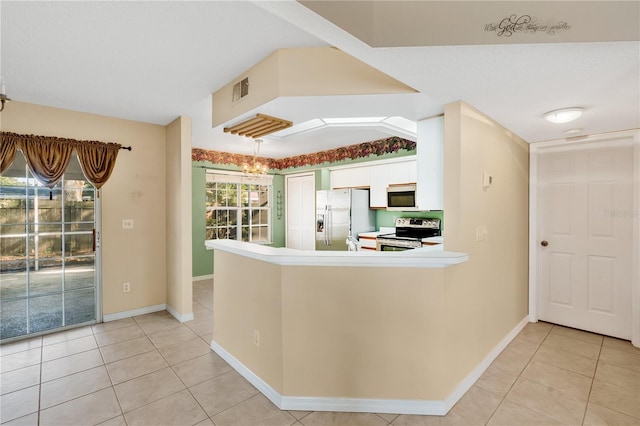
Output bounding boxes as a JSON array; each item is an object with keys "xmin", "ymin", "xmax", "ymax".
[
  {"xmin": 327, "ymin": 206, "xmax": 332, "ymax": 245},
  {"xmin": 324, "ymin": 206, "xmax": 329, "ymax": 245}
]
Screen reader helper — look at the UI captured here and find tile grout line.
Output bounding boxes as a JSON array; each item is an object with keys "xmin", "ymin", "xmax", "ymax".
[
  {"xmin": 373, "ymin": 412, "xmax": 396, "ymax": 425},
  {"xmin": 37, "ymin": 333, "xmax": 117, "ymax": 422},
  {"xmin": 183, "ymin": 293, "xmax": 280, "ymax": 425},
  {"xmin": 580, "ymin": 338, "xmax": 604, "ymax": 425},
  {"xmin": 143, "ymin": 307, "xmax": 220, "ymax": 425},
  {"xmin": 483, "ymin": 323, "xmax": 554, "ymax": 425},
  {"xmin": 92, "ymin": 324, "xmax": 127, "ymax": 424},
  {"xmin": 37, "ymin": 336, "xmax": 43, "ymax": 426},
  {"xmin": 187, "ymin": 304, "xmax": 224, "ymax": 425}
]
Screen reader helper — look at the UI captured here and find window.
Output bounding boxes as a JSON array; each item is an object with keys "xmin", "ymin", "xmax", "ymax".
[{"xmin": 205, "ymin": 172, "xmax": 272, "ymax": 244}]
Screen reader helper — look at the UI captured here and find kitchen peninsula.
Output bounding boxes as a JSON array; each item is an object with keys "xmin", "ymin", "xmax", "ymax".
[
  {"xmin": 202, "ymin": 102, "xmax": 531, "ymax": 416},
  {"xmin": 205, "ymin": 239, "xmax": 487, "ymax": 415}
]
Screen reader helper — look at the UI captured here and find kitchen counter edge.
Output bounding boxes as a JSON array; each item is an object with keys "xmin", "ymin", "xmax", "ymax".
[{"xmin": 205, "ymin": 239, "xmax": 468, "ymax": 268}]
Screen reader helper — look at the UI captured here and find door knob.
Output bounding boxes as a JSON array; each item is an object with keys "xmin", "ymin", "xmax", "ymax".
[{"xmin": 540, "ymin": 240, "xmax": 549, "ymax": 247}]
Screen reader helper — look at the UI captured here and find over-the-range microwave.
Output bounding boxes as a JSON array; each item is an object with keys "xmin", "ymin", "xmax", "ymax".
[{"xmin": 386, "ymin": 184, "xmax": 418, "ymax": 211}]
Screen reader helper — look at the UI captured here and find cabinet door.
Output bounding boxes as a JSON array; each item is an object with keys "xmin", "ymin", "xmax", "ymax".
[
  {"xmin": 350, "ymin": 167, "xmax": 370, "ymax": 187},
  {"xmin": 369, "ymin": 164, "xmax": 389, "ymax": 208},
  {"xmin": 330, "ymin": 169, "xmax": 351, "ymax": 189},
  {"xmin": 388, "ymin": 160, "xmax": 417, "ymax": 185}
]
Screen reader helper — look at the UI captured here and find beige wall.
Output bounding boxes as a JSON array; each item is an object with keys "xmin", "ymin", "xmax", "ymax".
[
  {"xmin": 442, "ymin": 101, "xmax": 530, "ymax": 394},
  {"xmin": 213, "ymin": 251, "xmax": 284, "ymax": 393},
  {"xmin": 2, "ymin": 101, "xmax": 168, "ymax": 316},
  {"xmin": 212, "ymin": 250, "xmax": 448, "ymax": 400},
  {"xmin": 166, "ymin": 116, "xmax": 193, "ymax": 317},
  {"xmin": 281, "ymin": 266, "xmax": 446, "ymax": 399},
  {"xmin": 276, "ymin": 47, "xmax": 416, "ymax": 96}
]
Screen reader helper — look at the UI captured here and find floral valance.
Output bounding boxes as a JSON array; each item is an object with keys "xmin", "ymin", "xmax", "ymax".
[
  {"xmin": 192, "ymin": 136, "xmax": 416, "ymax": 171},
  {"xmin": 0, "ymin": 132, "xmax": 122, "ymax": 190}
]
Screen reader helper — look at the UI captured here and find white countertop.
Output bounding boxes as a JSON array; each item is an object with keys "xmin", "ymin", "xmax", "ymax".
[
  {"xmin": 205, "ymin": 239, "xmax": 468, "ymax": 268},
  {"xmin": 358, "ymin": 227, "xmax": 395, "ymax": 239}
]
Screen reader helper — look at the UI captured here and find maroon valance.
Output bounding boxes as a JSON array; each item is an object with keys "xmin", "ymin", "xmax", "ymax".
[{"xmin": 0, "ymin": 132, "xmax": 122, "ymax": 190}]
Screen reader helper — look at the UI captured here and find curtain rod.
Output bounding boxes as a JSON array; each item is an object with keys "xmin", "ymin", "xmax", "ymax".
[{"xmin": 120, "ymin": 146, "xmax": 132, "ymax": 151}]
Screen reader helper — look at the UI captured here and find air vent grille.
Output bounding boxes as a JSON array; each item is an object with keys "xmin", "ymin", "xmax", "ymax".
[{"xmin": 232, "ymin": 77, "xmax": 249, "ymax": 102}]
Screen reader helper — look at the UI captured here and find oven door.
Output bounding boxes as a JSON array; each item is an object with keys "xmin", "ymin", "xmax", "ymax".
[{"xmin": 376, "ymin": 240, "xmax": 417, "ymax": 251}]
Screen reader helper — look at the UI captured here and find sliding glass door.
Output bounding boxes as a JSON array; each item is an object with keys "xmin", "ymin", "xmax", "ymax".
[{"xmin": 0, "ymin": 152, "xmax": 100, "ymax": 341}]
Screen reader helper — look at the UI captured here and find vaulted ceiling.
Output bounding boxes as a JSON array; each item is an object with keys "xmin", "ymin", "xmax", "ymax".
[{"xmin": 1, "ymin": 1, "xmax": 638, "ymax": 158}]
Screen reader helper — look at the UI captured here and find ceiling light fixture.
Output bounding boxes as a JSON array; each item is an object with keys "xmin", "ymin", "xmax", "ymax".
[
  {"xmin": 0, "ymin": 78, "xmax": 11, "ymax": 112},
  {"xmin": 564, "ymin": 128, "xmax": 582, "ymax": 135},
  {"xmin": 242, "ymin": 139, "xmax": 269, "ymax": 176},
  {"xmin": 543, "ymin": 107, "xmax": 584, "ymax": 124}
]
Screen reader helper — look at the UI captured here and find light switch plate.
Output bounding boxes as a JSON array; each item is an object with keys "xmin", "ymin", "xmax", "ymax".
[
  {"xmin": 483, "ymin": 172, "xmax": 493, "ymax": 188},
  {"xmin": 476, "ymin": 225, "xmax": 487, "ymax": 241},
  {"xmin": 122, "ymin": 219, "xmax": 134, "ymax": 229}
]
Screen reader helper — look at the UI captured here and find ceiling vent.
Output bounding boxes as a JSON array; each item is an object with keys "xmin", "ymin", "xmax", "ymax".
[
  {"xmin": 224, "ymin": 113, "xmax": 293, "ymax": 139},
  {"xmin": 232, "ymin": 77, "xmax": 249, "ymax": 103}
]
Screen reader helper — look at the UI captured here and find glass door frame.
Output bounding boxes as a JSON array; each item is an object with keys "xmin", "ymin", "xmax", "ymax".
[{"xmin": 0, "ymin": 156, "xmax": 102, "ymax": 343}]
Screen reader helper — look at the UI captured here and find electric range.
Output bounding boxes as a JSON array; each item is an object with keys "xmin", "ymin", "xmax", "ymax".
[{"xmin": 376, "ymin": 218, "xmax": 441, "ymax": 251}]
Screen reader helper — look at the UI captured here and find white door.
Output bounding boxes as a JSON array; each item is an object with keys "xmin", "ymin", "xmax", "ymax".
[
  {"xmin": 286, "ymin": 174, "xmax": 316, "ymax": 250},
  {"xmin": 538, "ymin": 143, "xmax": 633, "ymax": 339}
]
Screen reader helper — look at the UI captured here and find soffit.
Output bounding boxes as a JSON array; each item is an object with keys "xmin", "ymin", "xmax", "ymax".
[{"xmin": 211, "ymin": 47, "xmax": 417, "ymax": 128}]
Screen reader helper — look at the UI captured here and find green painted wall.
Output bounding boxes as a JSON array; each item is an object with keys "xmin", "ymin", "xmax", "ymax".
[
  {"xmin": 191, "ymin": 149, "xmax": 420, "ymax": 278},
  {"xmin": 192, "ymin": 165, "xmax": 212, "ymax": 277},
  {"xmin": 191, "ymin": 162, "xmax": 288, "ymax": 278},
  {"xmin": 271, "ymin": 174, "xmax": 286, "ymax": 247}
]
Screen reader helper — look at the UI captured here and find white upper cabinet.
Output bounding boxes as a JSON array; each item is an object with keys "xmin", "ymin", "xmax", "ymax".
[
  {"xmin": 330, "ymin": 168, "xmax": 351, "ymax": 189},
  {"xmin": 369, "ymin": 164, "xmax": 389, "ymax": 208},
  {"xmin": 330, "ymin": 166, "xmax": 370, "ymax": 189},
  {"xmin": 388, "ymin": 161, "xmax": 417, "ymax": 185},
  {"xmin": 330, "ymin": 158, "xmax": 418, "ymax": 208},
  {"xmin": 416, "ymin": 116, "xmax": 444, "ymax": 211},
  {"xmin": 350, "ymin": 166, "xmax": 370, "ymax": 187}
]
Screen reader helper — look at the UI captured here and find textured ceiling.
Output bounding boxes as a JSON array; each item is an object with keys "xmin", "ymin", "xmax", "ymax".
[{"xmin": 1, "ymin": 1, "xmax": 638, "ymax": 158}]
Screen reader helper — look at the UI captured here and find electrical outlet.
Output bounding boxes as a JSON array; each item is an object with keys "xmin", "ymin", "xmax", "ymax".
[
  {"xmin": 253, "ymin": 330, "xmax": 260, "ymax": 347},
  {"xmin": 123, "ymin": 282, "xmax": 130, "ymax": 293},
  {"xmin": 122, "ymin": 219, "xmax": 134, "ymax": 229}
]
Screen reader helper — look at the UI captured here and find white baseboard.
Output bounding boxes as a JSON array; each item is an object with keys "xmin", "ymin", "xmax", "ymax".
[
  {"xmin": 211, "ymin": 316, "xmax": 529, "ymax": 415},
  {"xmin": 443, "ymin": 315, "xmax": 529, "ymax": 412},
  {"xmin": 193, "ymin": 274, "xmax": 214, "ymax": 282},
  {"xmin": 281, "ymin": 396, "xmax": 446, "ymax": 416},
  {"xmin": 211, "ymin": 341, "xmax": 283, "ymax": 407},
  {"xmin": 167, "ymin": 304, "xmax": 194, "ymax": 323},
  {"xmin": 102, "ymin": 304, "xmax": 166, "ymax": 322}
]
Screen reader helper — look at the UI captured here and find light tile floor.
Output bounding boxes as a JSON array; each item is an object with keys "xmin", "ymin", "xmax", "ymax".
[{"xmin": 1, "ymin": 278, "xmax": 639, "ymax": 425}]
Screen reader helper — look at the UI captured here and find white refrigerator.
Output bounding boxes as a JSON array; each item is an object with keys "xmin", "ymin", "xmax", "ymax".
[{"xmin": 315, "ymin": 189, "xmax": 375, "ymax": 251}]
